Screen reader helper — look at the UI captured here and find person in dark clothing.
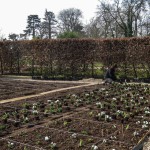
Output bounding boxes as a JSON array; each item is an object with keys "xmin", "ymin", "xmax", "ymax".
[{"xmin": 104, "ymin": 64, "xmax": 117, "ymax": 83}]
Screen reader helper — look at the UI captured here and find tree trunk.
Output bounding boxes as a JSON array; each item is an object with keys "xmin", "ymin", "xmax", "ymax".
[
  {"xmin": 132, "ymin": 63, "xmax": 137, "ymax": 78},
  {"xmin": 17, "ymin": 51, "xmax": 20, "ymax": 74},
  {"xmin": 31, "ymin": 56, "xmax": 35, "ymax": 76},
  {"xmin": 123, "ymin": 62, "xmax": 127, "ymax": 78},
  {"xmin": 0, "ymin": 58, "xmax": 3, "ymax": 75},
  {"xmin": 134, "ymin": 16, "xmax": 138, "ymax": 37},
  {"xmin": 91, "ymin": 62, "xmax": 94, "ymax": 77},
  {"xmin": 49, "ymin": 19, "xmax": 52, "ymax": 39},
  {"xmin": 141, "ymin": 63, "xmax": 150, "ymax": 78},
  {"xmin": 40, "ymin": 63, "xmax": 43, "ymax": 75}
]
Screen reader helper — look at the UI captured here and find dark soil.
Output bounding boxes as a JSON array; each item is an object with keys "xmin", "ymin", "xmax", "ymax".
[
  {"xmin": 0, "ymin": 78, "xmax": 83, "ymax": 100},
  {"xmin": 0, "ymin": 82, "xmax": 150, "ymax": 149}
]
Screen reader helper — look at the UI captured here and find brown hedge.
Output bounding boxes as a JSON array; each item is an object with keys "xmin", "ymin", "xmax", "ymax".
[{"xmin": 0, "ymin": 37, "xmax": 149, "ymax": 77}]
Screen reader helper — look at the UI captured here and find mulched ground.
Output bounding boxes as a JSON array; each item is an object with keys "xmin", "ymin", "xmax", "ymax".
[
  {"xmin": 0, "ymin": 78, "xmax": 83, "ymax": 100},
  {"xmin": 1, "ymin": 80, "xmax": 149, "ymax": 149}
]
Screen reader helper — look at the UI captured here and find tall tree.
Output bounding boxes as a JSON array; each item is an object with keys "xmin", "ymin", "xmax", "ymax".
[
  {"xmin": 8, "ymin": 33, "xmax": 19, "ymax": 41},
  {"xmin": 42, "ymin": 9, "xmax": 57, "ymax": 39},
  {"xmin": 141, "ymin": 12, "xmax": 150, "ymax": 36},
  {"xmin": 0, "ymin": 29, "xmax": 5, "ymax": 41},
  {"xmin": 57, "ymin": 31, "xmax": 80, "ymax": 38},
  {"xmin": 97, "ymin": 0, "xmax": 149, "ymax": 37},
  {"xmin": 84, "ymin": 18, "xmax": 104, "ymax": 38},
  {"xmin": 58, "ymin": 8, "xmax": 83, "ymax": 33},
  {"xmin": 25, "ymin": 15, "xmax": 41, "ymax": 39}
]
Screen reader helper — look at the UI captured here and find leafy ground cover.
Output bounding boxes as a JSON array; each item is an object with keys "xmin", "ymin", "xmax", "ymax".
[{"xmin": 0, "ymin": 82, "xmax": 150, "ymax": 149}]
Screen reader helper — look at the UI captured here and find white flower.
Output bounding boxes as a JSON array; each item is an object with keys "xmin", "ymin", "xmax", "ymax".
[
  {"xmin": 109, "ymin": 116, "xmax": 112, "ymax": 121},
  {"xmin": 91, "ymin": 145, "xmax": 98, "ymax": 150},
  {"xmin": 112, "ymin": 98, "xmax": 116, "ymax": 101},
  {"xmin": 101, "ymin": 111, "xmax": 105, "ymax": 115},
  {"xmin": 113, "ymin": 125, "xmax": 117, "ymax": 128},
  {"xmin": 139, "ymin": 97, "xmax": 143, "ymax": 99},
  {"xmin": 8, "ymin": 141, "xmax": 14, "ymax": 148},
  {"xmin": 32, "ymin": 105, "xmax": 37, "ymax": 110},
  {"xmin": 142, "ymin": 124, "xmax": 148, "ymax": 129},
  {"xmin": 32, "ymin": 110, "xmax": 38, "ymax": 115},
  {"xmin": 105, "ymin": 115, "xmax": 109, "ymax": 118},
  {"xmin": 55, "ymin": 100, "xmax": 60, "ymax": 103},
  {"xmin": 77, "ymin": 99, "xmax": 82, "ymax": 102},
  {"xmin": 110, "ymin": 136, "xmax": 117, "ymax": 140},
  {"xmin": 143, "ymin": 121, "xmax": 149, "ymax": 125},
  {"xmin": 136, "ymin": 121, "xmax": 140, "ymax": 124},
  {"xmin": 96, "ymin": 102, "xmax": 103, "ymax": 108},
  {"xmin": 96, "ymin": 102, "xmax": 101, "ymax": 105},
  {"xmin": 117, "ymin": 110, "xmax": 121, "ymax": 113},
  {"xmin": 90, "ymin": 92, "xmax": 94, "ymax": 95},
  {"xmin": 145, "ymin": 111, "xmax": 150, "ymax": 114},
  {"xmin": 45, "ymin": 136, "xmax": 50, "ymax": 141},
  {"xmin": 71, "ymin": 133, "xmax": 77, "ymax": 138},
  {"xmin": 11, "ymin": 143, "xmax": 14, "ymax": 146},
  {"xmin": 97, "ymin": 113, "xmax": 101, "ymax": 117},
  {"xmin": 101, "ymin": 88, "xmax": 105, "ymax": 91},
  {"xmin": 47, "ymin": 100, "xmax": 52, "ymax": 103},
  {"xmin": 144, "ymin": 107, "xmax": 149, "ymax": 111},
  {"xmin": 33, "ymin": 103, "xmax": 37, "ymax": 106},
  {"xmin": 133, "ymin": 131, "xmax": 139, "ymax": 136},
  {"xmin": 24, "ymin": 117, "xmax": 29, "ymax": 121},
  {"xmin": 72, "ymin": 94, "xmax": 77, "ymax": 98},
  {"xmin": 105, "ymin": 91, "xmax": 108, "ymax": 94},
  {"xmin": 8, "ymin": 142, "xmax": 14, "ymax": 146},
  {"xmin": 103, "ymin": 139, "xmax": 107, "ymax": 143},
  {"xmin": 51, "ymin": 142, "xmax": 56, "ymax": 147},
  {"xmin": 85, "ymin": 93, "xmax": 90, "ymax": 97}
]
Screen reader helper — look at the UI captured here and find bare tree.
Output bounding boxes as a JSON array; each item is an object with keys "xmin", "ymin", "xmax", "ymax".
[
  {"xmin": 141, "ymin": 12, "xmax": 150, "ymax": 36},
  {"xmin": 96, "ymin": 0, "xmax": 149, "ymax": 37},
  {"xmin": 58, "ymin": 8, "xmax": 83, "ymax": 33},
  {"xmin": 84, "ymin": 18, "xmax": 105, "ymax": 38},
  {"xmin": 0, "ymin": 29, "xmax": 5, "ymax": 41}
]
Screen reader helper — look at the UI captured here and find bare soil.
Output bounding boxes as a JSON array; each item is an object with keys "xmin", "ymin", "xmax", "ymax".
[
  {"xmin": 0, "ymin": 80, "xmax": 150, "ymax": 150},
  {"xmin": 0, "ymin": 78, "xmax": 84, "ymax": 101}
]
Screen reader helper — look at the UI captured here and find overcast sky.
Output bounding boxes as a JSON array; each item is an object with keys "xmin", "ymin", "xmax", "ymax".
[{"xmin": 0, "ymin": 0, "xmax": 100, "ymax": 38}]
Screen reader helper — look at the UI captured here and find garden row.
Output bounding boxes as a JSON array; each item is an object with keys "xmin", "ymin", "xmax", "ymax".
[
  {"xmin": 0, "ymin": 82, "xmax": 150, "ymax": 149},
  {"xmin": 0, "ymin": 37, "xmax": 150, "ymax": 78}
]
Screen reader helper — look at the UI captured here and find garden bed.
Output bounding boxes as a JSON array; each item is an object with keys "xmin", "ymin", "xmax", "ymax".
[
  {"xmin": 0, "ymin": 78, "xmax": 83, "ymax": 100},
  {"xmin": 0, "ymin": 82, "xmax": 150, "ymax": 149}
]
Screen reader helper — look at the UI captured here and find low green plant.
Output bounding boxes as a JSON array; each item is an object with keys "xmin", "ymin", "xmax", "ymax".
[
  {"xmin": 81, "ymin": 130, "xmax": 88, "ymax": 135},
  {"xmin": 2, "ymin": 112, "xmax": 9, "ymax": 120},
  {"xmin": 0, "ymin": 124, "xmax": 6, "ymax": 131},
  {"xmin": 63, "ymin": 121, "xmax": 68, "ymax": 126},
  {"xmin": 79, "ymin": 139, "xmax": 83, "ymax": 147}
]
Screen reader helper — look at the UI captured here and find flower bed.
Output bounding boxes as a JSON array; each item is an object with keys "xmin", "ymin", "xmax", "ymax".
[{"xmin": 0, "ymin": 82, "xmax": 150, "ymax": 149}]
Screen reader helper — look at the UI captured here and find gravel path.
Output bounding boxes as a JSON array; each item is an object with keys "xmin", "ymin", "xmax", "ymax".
[{"xmin": 143, "ymin": 136, "xmax": 150, "ymax": 150}]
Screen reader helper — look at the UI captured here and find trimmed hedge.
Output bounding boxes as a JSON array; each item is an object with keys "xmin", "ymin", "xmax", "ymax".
[{"xmin": 0, "ymin": 37, "xmax": 150, "ymax": 79}]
